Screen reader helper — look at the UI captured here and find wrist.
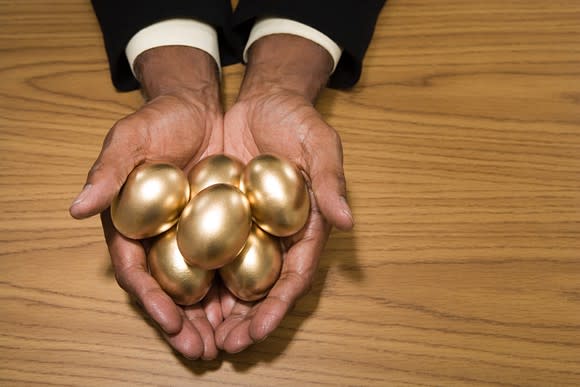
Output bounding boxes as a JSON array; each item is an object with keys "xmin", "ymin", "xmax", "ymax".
[
  {"xmin": 134, "ymin": 46, "xmax": 220, "ymax": 103},
  {"xmin": 238, "ymin": 34, "xmax": 333, "ymax": 103}
]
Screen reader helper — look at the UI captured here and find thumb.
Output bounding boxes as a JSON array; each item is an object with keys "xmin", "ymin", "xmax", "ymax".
[
  {"xmin": 70, "ymin": 124, "xmax": 143, "ymax": 219},
  {"xmin": 308, "ymin": 134, "xmax": 354, "ymax": 231}
]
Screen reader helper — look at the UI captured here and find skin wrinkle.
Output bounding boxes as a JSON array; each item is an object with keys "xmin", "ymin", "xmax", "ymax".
[
  {"xmin": 68, "ymin": 46, "xmax": 226, "ymax": 359},
  {"xmin": 222, "ymin": 87, "xmax": 340, "ymax": 351},
  {"xmin": 144, "ymin": 95, "xmax": 208, "ymax": 167},
  {"xmin": 207, "ymin": 304, "xmax": 222, "ymax": 324},
  {"xmin": 294, "ymin": 108, "xmax": 315, "ymax": 153},
  {"xmin": 183, "ymin": 306, "xmax": 217, "ymax": 360},
  {"xmin": 72, "ymin": 34, "xmax": 354, "ymax": 357},
  {"xmin": 233, "ymin": 103, "xmax": 255, "ymax": 161}
]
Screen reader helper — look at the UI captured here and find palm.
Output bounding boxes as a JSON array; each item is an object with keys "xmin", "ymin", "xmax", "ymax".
[
  {"xmin": 224, "ymin": 92, "xmax": 328, "ymax": 165},
  {"xmin": 113, "ymin": 92, "xmax": 223, "ymax": 174},
  {"xmin": 218, "ymin": 91, "xmax": 348, "ymax": 352}
]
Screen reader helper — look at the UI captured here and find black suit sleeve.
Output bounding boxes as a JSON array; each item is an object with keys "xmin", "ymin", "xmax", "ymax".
[
  {"xmin": 91, "ymin": 0, "xmax": 237, "ymax": 91},
  {"xmin": 233, "ymin": 0, "xmax": 386, "ymax": 89}
]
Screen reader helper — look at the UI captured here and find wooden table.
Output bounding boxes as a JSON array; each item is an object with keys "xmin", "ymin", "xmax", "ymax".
[{"xmin": 1, "ymin": 1, "xmax": 579, "ymax": 385}]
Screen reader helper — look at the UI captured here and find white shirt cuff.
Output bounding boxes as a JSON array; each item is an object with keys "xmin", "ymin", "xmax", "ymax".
[
  {"xmin": 244, "ymin": 18, "xmax": 342, "ymax": 73},
  {"xmin": 125, "ymin": 19, "xmax": 220, "ymax": 78}
]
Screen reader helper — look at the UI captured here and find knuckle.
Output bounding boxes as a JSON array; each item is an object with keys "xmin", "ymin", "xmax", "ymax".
[
  {"xmin": 329, "ymin": 127, "xmax": 342, "ymax": 145},
  {"xmin": 335, "ymin": 167, "xmax": 347, "ymax": 183},
  {"xmin": 141, "ymin": 286, "xmax": 164, "ymax": 304},
  {"xmin": 111, "ymin": 258, "xmax": 140, "ymax": 294},
  {"xmin": 107, "ymin": 116, "xmax": 148, "ymax": 157},
  {"xmin": 301, "ymin": 278, "xmax": 314, "ymax": 297},
  {"xmin": 90, "ymin": 116, "xmax": 148, "ymax": 184},
  {"xmin": 285, "ymin": 271, "xmax": 313, "ymax": 299},
  {"xmin": 336, "ymin": 169, "xmax": 348, "ymax": 193},
  {"xmin": 86, "ymin": 160, "xmax": 104, "ymax": 181},
  {"xmin": 113, "ymin": 269, "xmax": 130, "ymax": 292},
  {"xmin": 102, "ymin": 119, "xmax": 129, "ymax": 148}
]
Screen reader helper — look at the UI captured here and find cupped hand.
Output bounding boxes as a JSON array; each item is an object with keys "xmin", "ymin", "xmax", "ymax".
[
  {"xmin": 69, "ymin": 47, "xmax": 223, "ymax": 359},
  {"xmin": 217, "ymin": 34, "xmax": 355, "ymax": 353}
]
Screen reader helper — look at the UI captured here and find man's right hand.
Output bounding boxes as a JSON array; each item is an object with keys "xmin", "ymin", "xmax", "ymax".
[{"xmin": 69, "ymin": 46, "xmax": 223, "ymax": 360}]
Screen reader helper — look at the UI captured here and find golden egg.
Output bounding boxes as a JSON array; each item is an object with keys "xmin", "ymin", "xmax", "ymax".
[
  {"xmin": 219, "ymin": 224, "xmax": 282, "ymax": 302},
  {"xmin": 147, "ymin": 227, "xmax": 214, "ymax": 306},
  {"xmin": 177, "ymin": 184, "xmax": 252, "ymax": 270},
  {"xmin": 241, "ymin": 154, "xmax": 310, "ymax": 237},
  {"xmin": 111, "ymin": 163, "xmax": 190, "ymax": 239},
  {"xmin": 188, "ymin": 154, "xmax": 244, "ymax": 197}
]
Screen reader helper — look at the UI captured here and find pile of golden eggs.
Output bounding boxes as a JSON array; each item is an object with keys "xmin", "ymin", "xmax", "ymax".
[{"xmin": 110, "ymin": 154, "xmax": 310, "ymax": 305}]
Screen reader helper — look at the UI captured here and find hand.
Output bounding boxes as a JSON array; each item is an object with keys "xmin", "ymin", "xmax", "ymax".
[
  {"xmin": 70, "ymin": 46, "xmax": 223, "ymax": 359},
  {"xmin": 218, "ymin": 35, "xmax": 355, "ymax": 353}
]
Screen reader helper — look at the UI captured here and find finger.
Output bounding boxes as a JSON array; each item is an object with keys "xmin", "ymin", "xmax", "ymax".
[
  {"xmin": 202, "ymin": 283, "xmax": 223, "ymax": 330},
  {"xmin": 249, "ymin": 205, "xmax": 331, "ymax": 342},
  {"xmin": 215, "ymin": 293, "xmax": 253, "ymax": 350},
  {"xmin": 183, "ymin": 305, "xmax": 218, "ymax": 360},
  {"xmin": 101, "ymin": 211, "xmax": 182, "ymax": 335},
  {"xmin": 218, "ymin": 283, "xmax": 239, "ymax": 319},
  {"xmin": 162, "ymin": 311, "xmax": 204, "ymax": 360},
  {"xmin": 70, "ymin": 118, "xmax": 144, "ymax": 219},
  {"xmin": 307, "ymin": 128, "xmax": 354, "ymax": 231},
  {"xmin": 220, "ymin": 318, "xmax": 254, "ymax": 354}
]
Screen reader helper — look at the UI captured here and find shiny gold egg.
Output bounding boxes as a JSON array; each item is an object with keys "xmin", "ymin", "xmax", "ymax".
[
  {"xmin": 241, "ymin": 154, "xmax": 310, "ymax": 237},
  {"xmin": 188, "ymin": 154, "xmax": 244, "ymax": 197},
  {"xmin": 177, "ymin": 184, "xmax": 252, "ymax": 270},
  {"xmin": 219, "ymin": 224, "xmax": 282, "ymax": 302},
  {"xmin": 111, "ymin": 163, "xmax": 190, "ymax": 239},
  {"xmin": 147, "ymin": 227, "xmax": 214, "ymax": 305}
]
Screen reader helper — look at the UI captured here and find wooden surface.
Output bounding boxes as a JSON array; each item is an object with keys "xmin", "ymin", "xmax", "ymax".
[{"xmin": 1, "ymin": 1, "xmax": 579, "ymax": 385}]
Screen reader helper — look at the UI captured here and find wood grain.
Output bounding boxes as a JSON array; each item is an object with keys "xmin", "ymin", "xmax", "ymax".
[{"xmin": 1, "ymin": 0, "xmax": 579, "ymax": 385}]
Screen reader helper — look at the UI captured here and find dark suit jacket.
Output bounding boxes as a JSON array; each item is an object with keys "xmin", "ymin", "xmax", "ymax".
[{"xmin": 91, "ymin": 0, "xmax": 386, "ymax": 91}]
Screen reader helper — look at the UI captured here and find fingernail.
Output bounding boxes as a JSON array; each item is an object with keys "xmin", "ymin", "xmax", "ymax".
[
  {"xmin": 71, "ymin": 184, "xmax": 92, "ymax": 207},
  {"xmin": 340, "ymin": 196, "xmax": 354, "ymax": 225},
  {"xmin": 343, "ymin": 209, "xmax": 354, "ymax": 225}
]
